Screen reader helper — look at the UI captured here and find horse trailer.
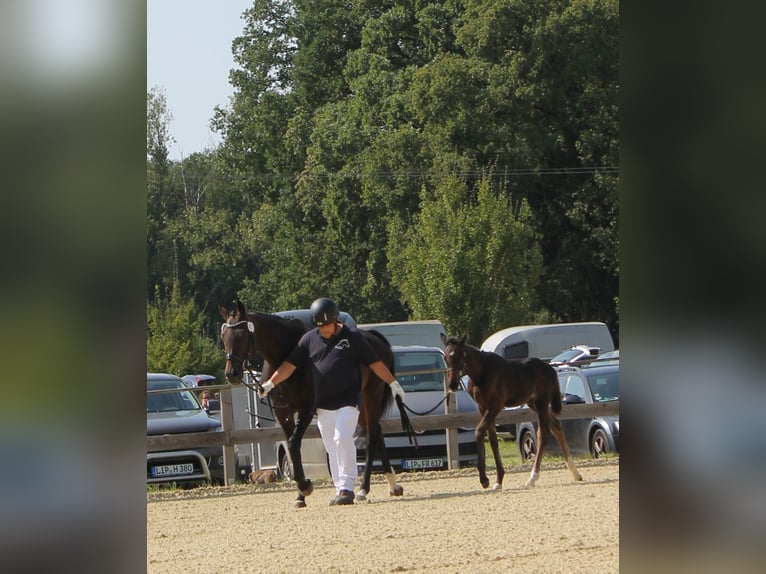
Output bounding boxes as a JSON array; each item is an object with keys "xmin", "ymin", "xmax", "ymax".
[
  {"xmin": 480, "ymin": 322, "xmax": 615, "ymax": 362},
  {"xmin": 357, "ymin": 320, "xmax": 447, "ymax": 349}
]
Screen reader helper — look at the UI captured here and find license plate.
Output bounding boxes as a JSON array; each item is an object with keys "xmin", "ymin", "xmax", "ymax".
[
  {"xmin": 401, "ymin": 458, "xmax": 445, "ymax": 470},
  {"xmin": 151, "ymin": 463, "xmax": 195, "ymax": 477}
]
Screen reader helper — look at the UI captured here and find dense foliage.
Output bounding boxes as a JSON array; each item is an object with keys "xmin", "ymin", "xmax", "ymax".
[{"xmin": 147, "ymin": 0, "xmax": 619, "ymax": 375}]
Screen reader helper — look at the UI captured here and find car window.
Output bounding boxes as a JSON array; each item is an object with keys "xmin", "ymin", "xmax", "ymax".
[
  {"xmin": 147, "ymin": 385, "xmax": 202, "ymax": 412},
  {"xmin": 586, "ymin": 372, "xmax": 619, "ymax": 402},
  {"xmin": 561, "ymin": 374, "xmax": 587, "ymax": 401},
  {"xmin": 393, "ymin": 351, "xmax": 446, "ymax": 392}
]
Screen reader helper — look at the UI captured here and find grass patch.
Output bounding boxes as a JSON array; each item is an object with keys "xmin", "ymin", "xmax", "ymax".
[{"xmin": 493, "ymin": 434, "xmax": 605, "ymax": 469}]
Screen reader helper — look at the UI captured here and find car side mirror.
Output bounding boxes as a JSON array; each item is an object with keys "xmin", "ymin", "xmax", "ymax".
[{"xmin": 562, "ymin": 393, "xmax": 585, "ymax": 405}]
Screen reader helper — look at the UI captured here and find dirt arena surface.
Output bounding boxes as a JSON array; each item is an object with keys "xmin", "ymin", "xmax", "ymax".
[{"xmin": 147, "ymin": 458, "xmax": 619, "ymax": 573}]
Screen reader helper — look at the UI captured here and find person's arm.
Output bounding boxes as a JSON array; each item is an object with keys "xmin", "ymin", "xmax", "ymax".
[
  {"xmin": 259, "ymin": 361, "xmax": 297, "ymax": 397},
  {"xmin": 368, "ymin": 361, "xmax": 406, "ymax": 402},
  {"xmin": 368, "ymin": 360, "xmax": 395, "ymax": 383}
]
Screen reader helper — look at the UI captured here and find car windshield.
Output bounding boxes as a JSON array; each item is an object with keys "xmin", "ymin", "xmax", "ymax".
[
  {"xmin": 393, "ymin": 351, "xmax": 446, "ymax": 392},
  {"xmin": 147, "ymin": 380, "xmax": 202, "ymax": 412},
  {"xmin": 551, "ymin": 349, "xmax": 584, "ymax": 363},
  {"xmin": 585, "ymin": 371, "xmax": 619, "ymax": 402}
]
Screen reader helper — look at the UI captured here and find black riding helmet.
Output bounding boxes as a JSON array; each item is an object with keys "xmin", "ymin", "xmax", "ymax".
[{"xmin": 310, "ymin": 297, "xmax": 340, "ymax": 326}]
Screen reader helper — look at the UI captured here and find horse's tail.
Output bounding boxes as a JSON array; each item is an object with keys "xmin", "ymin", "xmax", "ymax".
[{"xmin": 366, "ymin": 329, "xmax": 418, "ymax": 446}]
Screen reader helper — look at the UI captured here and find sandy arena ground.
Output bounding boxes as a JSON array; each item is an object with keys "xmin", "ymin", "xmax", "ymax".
[{"xmin": 147, "ymin": 458, "xmax": 619, "ymax": 573}]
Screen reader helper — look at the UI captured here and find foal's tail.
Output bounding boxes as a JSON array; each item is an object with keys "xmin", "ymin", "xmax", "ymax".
[{"xmin": 545, "ymin": 362, "xmax": 563, "ymax": 416}]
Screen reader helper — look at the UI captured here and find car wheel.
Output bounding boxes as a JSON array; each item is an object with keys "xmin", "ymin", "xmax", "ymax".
[
  {"xmin": 519, "ymin": 429, "xmax": 537, "ymax": 463},
  {"xmin": 590, "ymin": 428, "xmax": 610, "ymax": 458},
  {"xmin": 278, "ymin": 448, "xmax": 293, "ymax": 481}
]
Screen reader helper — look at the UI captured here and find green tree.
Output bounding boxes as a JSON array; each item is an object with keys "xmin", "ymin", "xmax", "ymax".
[
  {"xmin": 190, "ymin": 0, "xmax": 618, "ymax": 338},
  {"xmin": 389, "ymin": 175, "xmax": 544, "ymax": 343},
  {"xmin": 147, "ymin": 86, "xmax": 177, "ymax": 300},
  {"xmin": 147, "ymin": 281, "xmax": 222, "ymax": 378}
]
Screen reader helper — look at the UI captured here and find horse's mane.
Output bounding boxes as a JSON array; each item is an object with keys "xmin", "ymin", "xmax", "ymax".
[{"xmin": 249, "ymin": 311, "xmax": 307, "ymax": 336}]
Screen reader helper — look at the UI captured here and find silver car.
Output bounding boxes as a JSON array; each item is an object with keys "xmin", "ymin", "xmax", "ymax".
[
  {"xmin": 355, "ymin": 345, "xmax": 479, "ymax": 471},
  {"xmin": 146, "ymin": 373, "xmax": 225, "ymax": 485},
  {"xmin": 516, "ymin": 361, "xmax": 620, "ymax": 460}
]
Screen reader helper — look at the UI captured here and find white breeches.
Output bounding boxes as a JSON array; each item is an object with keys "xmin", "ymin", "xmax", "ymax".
[{"xmin": 316, "ymin": 406, "xmax": 359, "ymax": 493}]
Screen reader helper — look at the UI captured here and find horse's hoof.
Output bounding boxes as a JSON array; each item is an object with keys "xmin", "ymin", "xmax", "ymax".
[
  {"xmin": 293, "ymin": 499, "xmax": 307, "ymax": 509},
  {"xmin": 298, "ymin": 479, "xmax": 313, "ymax": 497},
  {"xmin": 574, "ymin": 473, "xmax": 583, "ymax": 482},
  {"xmin": 390, "ymin": 485, "xmax": 404, "ymax": 497},
  {"xmin": 356, "ymin": 490, "xmax": 367, "ymax": 502},
  {"xmin": 492, "ymin": 483, "xmax": 502, "ymax": 491},
  {"xmin": 480, "ymin": 478, "xmax": 490, "ymax": 489}
]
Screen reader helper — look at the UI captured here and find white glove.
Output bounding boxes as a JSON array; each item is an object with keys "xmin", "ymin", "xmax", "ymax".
[
  {"xmin": 259, "ymin": 380, "xmax": 275, "ymax": 398},
  {"xmin": 389, "ymin": 379, "xmax": 406, "ymax": 403}
]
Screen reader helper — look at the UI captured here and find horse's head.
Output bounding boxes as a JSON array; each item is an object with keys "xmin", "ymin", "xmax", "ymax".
[
  {"xmin": 441, "ymin": 332, "xmax": 468, "ymax": 392},
  {"xmin": 219, "ymin": 300, "xmax": 255, "ymax": 385}
]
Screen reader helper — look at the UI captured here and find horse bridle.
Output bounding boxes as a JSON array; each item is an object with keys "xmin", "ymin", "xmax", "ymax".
[{"xmin": 221, "ymin": 320, "xmax": 260, "ymax": 382}]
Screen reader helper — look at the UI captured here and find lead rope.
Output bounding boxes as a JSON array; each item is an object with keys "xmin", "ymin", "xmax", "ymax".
[{"xmin": 240, "ymin": 363, "xmax": 277, "ymax": 424}]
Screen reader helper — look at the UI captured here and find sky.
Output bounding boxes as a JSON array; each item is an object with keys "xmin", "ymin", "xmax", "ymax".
[{"xmin": 147, "ymin": 0, "xmax": 253, "ymax": 161}]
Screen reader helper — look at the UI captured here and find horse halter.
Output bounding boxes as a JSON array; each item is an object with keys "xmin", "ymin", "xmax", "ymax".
[
  {"xmin": 221, "ymin": 320, "xmax": 256, "ymax": 367},
  {"xmin": 444, "ymin": 347, "xmax": 467, "ymax": 391}
]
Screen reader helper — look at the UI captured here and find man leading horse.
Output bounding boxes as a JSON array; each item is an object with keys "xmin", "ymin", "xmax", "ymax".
[{"xmin": 260, "ymin": 297, "xmax": 406, "ymax": 505}]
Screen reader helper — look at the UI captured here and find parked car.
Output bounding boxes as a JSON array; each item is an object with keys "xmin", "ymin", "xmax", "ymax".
[
  {"xmin": 355, "ymin": 345, "xmax": 479, "ymax": 471},
  {"xmin": 146, "ymin": 373, "xmax": 226, "ymax": 486},
  {"xmin": 595, "ymin": 349, "xmax": 619, "ymax": 364},
  {"xmin": 180, "ymin": 374, "xmax": 217, "ymax": 388},
  {"xmin": 548, "ymin": 344, "xmax": 603, "ymax": 366},
  {"xmin": 516, "ymin": 361, "xmax": 619, "ymax": 461}
]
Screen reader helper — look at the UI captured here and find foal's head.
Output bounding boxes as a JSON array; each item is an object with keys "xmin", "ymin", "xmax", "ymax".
[
  {"xmin": 441, "ymin": 333, "xmax": 468, "ymax": 392},
  {"xmin": 218, "ymin": 300, "xmax": 254, "ymax": 384}
]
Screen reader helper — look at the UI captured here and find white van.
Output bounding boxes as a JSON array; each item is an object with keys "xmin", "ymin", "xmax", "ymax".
[
  {"xmin": 480, "ymin": 322, "xmax": 615, "ymax": 362},
  {"xmin": 357, "ymin": 320, "xmax": 447, "ymax": 349}
]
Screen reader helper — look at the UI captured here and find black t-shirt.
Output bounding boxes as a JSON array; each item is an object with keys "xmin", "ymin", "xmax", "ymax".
[{"xmin": 287, "ymin": 324, "xmax": 380, "ymax": 410}]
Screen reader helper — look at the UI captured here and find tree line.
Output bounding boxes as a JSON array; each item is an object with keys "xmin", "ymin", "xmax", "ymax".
[{"xmin": 147, "ymin": 0, "xmax": 619, "ymax": 378}]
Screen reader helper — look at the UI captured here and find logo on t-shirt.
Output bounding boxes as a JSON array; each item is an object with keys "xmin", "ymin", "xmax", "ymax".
[{"xmin": 335, "ymin": 339, "xmax": 350, "ymax": 350}]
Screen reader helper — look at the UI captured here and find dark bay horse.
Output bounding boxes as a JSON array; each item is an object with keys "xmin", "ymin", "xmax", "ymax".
[
  {"xmin": 441, "ymin": 333, "xmax": 582, "ymax": 489},
  {"xmin": 219, "ymin": 301, "xmax": 410, "ymax": 507}
]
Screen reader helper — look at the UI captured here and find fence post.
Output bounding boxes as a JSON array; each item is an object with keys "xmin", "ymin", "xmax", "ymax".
[
  {"xmin": 219, "ymin": 386, "xmax": 237, "ymax": 485},
  {"xmin": 445, "ymin": 390, "xmax": 460, "ymax": 470}
]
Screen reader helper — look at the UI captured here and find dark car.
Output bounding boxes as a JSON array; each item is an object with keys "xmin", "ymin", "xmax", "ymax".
[
  {"xmin": 146, "ymin": 373, "xmax": 225, "ymax": 486},
  {"xmin": 355, "ymin": 345, "xmax": 479, "ymax": 471},
  {"xmin": 516, "ymin": 361, "xmax": 619, "ymax": 461}
]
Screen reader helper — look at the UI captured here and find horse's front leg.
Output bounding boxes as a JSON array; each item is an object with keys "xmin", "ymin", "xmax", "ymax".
[
  {"xmin": 486, "ymin": 420, "xmax": 505, "ymax": 490},
  {"xmin": 475, "ymin": 408, "xmax": 499, "ymax": 489},
  {"xmin": 288, "ymin": 405, "xmax": 315, "ymax": 500}
]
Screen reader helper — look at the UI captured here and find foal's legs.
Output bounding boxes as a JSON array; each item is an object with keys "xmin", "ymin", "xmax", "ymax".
[
  {"xmin": 475, "ymin": 407, "xmax": 502, "ymax": 489},
  {"xmin": 486, "ymin": 419, "xmax": 505, "ymax": 490},
  {"xmin": 525, "ymin": 409, "xmax": 583, "ymax": 487},
  {"xmin": 549, "ymin": 415, "xmax": 583, "ymax": 482},
  {"xmin": 526, "ymin": 405, "xmax": 550, "ymax": 487}
]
